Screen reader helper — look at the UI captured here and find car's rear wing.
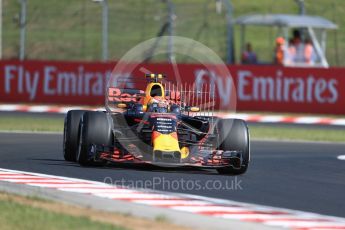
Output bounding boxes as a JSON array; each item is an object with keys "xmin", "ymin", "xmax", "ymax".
[
  {"xmin": 107, "ymin": 87, "xmax": 145, "ymax": 104},
  {"xmin": 107, "ymin": 82, "xmax": 217, "ymax": 118}
]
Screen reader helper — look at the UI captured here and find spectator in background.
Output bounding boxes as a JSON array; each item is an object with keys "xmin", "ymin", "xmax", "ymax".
[
  {"xmin": 285, "ymin": 38, "xmax": 296, "ymax": 65},
  {"xmin": 291, "ymin": 29, "xmax": 305, "ymax": 64},
  {"xmin": 274, "ymin": 37, "xmax": 285, "ymax": 65},
  {"xmin": 241, "ymin": 43, "xmax": 257, "ymax": 64},
  {"xmin": 304, "ymin": 38, "xmax": 316, "ymax": 65}
]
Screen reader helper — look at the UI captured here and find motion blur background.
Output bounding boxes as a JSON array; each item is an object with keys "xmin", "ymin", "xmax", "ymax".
[{"xmin": 2, "ymin": 0, "xmax": 344, "ymax": 65}]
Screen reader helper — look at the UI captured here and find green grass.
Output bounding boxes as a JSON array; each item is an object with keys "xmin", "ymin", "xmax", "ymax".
[
  {"xmin": 154, "ymin": 214, "xmax": 169, "ymax": 223},
  {"xmin": 0, "ymin": 114, "xmax": 344, "ymax": 142},
  {"xmin": 0, "ymin": 197, "xmax": 126, "ymax": 230},
  {"xmin": 3, "ymin": 0, "xmax": 345, "ymax": 65},
  {"xmin": 250, "ymin": 125, "xmax": 345, "ymax": 142},
  {"xmin": 0, "ymin": 116, "xmax": 63, "ymax": 132}
]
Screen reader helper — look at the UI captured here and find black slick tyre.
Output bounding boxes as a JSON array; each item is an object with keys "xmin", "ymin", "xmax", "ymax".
[
  {"xmin": 63, "ymin": 110, "xmax": 86, "ymax": 162},
  {"xmin": 77, "ymin": 111, "xmax": 112, "ymax": 166},
  {"xmin": 216, "ymin": 119, "xmax": 250, "ymax": 175}
]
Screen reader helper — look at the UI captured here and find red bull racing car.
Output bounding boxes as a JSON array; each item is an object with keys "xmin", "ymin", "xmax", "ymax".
[{"xmin": 63, "ymin": 74, "xmax": 250, "ymax": 175}]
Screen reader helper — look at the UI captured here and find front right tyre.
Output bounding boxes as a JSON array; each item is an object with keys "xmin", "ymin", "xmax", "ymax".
[
  {"xmin": 63, "ymin": 110, "xmax": 86, "ymax": 162},
  {"xmin": 77, "ymin": 111, "xmax": 113, "ymax": 166}
]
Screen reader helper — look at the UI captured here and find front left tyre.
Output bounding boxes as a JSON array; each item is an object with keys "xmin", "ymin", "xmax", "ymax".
[{"xmin": 216, "ymin": 119, "xmax": 250, "ymax": 175}]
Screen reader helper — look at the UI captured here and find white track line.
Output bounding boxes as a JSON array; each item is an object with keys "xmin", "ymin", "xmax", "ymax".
[
  {"xmin": 1, "ymin": 103, "xmax": 344, "ymax": 126},
  {"xmin": 337, "ymin": 155, "xmax": 345, "ymax": 160}
]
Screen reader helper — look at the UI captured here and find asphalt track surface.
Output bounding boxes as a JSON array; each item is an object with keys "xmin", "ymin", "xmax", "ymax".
[{"xmin": 0, "ymin": 131, "xmax": 344, "ymax": 218}]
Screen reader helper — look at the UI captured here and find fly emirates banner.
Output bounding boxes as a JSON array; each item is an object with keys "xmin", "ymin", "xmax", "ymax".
[{"xmin": 1, "ymin": 60, "xmax": 344, "ymax": 115}]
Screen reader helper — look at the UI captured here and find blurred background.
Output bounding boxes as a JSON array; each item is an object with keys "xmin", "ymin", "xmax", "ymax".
[{"xmin": 1, "ymin": 0, "xmax": 344, "ymax": 65}]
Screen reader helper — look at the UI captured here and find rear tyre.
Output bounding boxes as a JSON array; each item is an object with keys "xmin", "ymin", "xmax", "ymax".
[
  {"xmin": 77, "ymin": 111, "xmax": 113, "ymax": 166},
  {"xmin": 63, "ymin": 110, "xmax": 86, "ymax": 162},
  {"xmin": 216, "ymin": 119, "xmax": 250, "ymax": 175}
]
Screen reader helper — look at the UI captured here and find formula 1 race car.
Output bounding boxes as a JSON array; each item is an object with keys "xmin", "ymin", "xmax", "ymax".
[{"xmin": 63, "ymin": 74, "xmax": 250, "ymax": 175}]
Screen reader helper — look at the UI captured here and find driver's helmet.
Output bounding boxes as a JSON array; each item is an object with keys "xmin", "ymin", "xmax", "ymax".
[{"xmin": 147, "ymin": 96, "xmax": 169, "ymax": 113}]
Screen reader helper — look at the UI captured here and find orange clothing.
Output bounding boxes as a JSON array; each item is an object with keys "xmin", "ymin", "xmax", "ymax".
[{"xmin": 274, "ymin": 46, "xmax": 284, "ymax": 65}]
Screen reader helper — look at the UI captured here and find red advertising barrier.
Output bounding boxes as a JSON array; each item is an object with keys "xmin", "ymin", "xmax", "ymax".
[{"xmin": 1, "ymin": 60, "xmax": 345, "ymax": 115}]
